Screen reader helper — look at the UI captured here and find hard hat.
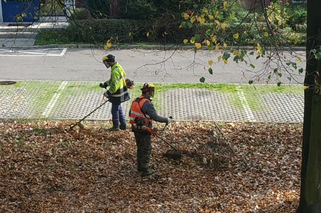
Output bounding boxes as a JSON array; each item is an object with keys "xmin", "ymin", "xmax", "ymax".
[
  {"xmin": 102, "ymin": 54, "xmax": 115, "ymax": 62},
  {"xmin": 141, "ymin": 83, "xmax": 155, "ymax": 93}
]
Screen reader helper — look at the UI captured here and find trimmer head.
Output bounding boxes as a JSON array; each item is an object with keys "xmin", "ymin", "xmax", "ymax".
[{"xmin": 163, "ymin": 149, "xmax": 182, "ymax": 160}]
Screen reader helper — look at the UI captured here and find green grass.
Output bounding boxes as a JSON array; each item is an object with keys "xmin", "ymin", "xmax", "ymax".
[
  {"xmin": 148, "ymin": 83, "xmax": 303, "ymax": 94},
  {"xmin": 153, "ymin": 83, "xmax": 239, "ymax": 93},
  {"xmin": 234, "ymin": 84, "xmax": 303, "ymax": 110},
  {"xmin": 241, "ymin": 84, "xmax": 303, "ymax": 95},
  {"xmin": 65, "ymin": 83, "xmax": 102, "ymax": 92}
]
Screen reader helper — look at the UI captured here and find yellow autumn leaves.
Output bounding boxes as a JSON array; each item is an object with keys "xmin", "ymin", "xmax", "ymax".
[
  {"xmin": 104, "ymin": 31, "xmax": 151, "ymax": 49},
  {"xmin": 181, "ymin": 1, "xmax": 229, "ymax": 29},
  {"xmin": 104, "ymin": 39, "xmax": 112, "ymax": 50},
  {"xmin": 183, "ymin": 31, "xmax": 240, "ymax": 50},
  {"xmin": 217, "ymin": 55, "xmax": 228, "ymax": 64},
  {"xmin": 181, "ymin": 1, "xmax": 252, "ymax": 52},
  {"xmin": 257, "ymin": 43, "xmax": 262, "ymax": 56},
  {"xmin": 233, "ymin": 33, "xmax": 239, "ymax": 40},
  {"xmin": 16, "ymin": 13, "xmax": 27, "ymax": 21}
]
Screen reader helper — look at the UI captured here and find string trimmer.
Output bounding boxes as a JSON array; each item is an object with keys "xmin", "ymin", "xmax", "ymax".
[
  {"xmin": 155, "ymin": 134, "xmax": 179, "ymax": 151},
  {"xmin": 69, "ymin": 100, "xmax": 108, "ymax": 130},
  {"xmin": 156, "ymin": 134, "xmax": 182, "ymax": 160},
  {"xmin": 155, "ymin": 119, "xmax": 182, "ymax": 160}
]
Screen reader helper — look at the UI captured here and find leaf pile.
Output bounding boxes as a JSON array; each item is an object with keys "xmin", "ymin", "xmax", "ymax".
[{"xmin": 0, "ymin": 120, "xmax": 302, "ymax": 212}]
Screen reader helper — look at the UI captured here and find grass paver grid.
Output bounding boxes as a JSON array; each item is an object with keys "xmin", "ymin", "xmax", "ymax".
[
  {"xmin": 253, "ymin": 93, "xmax": 303, "ymax": 123},
  {"xmin": 0, "ymin": 82, "xmax": 60, "ymax": 119},
  {"xmin": 160, "ymin": 89, "xmax": 249, "ymax": 122},
  {"xmin": 0, "ymin": 81, "xmax": 304, "ymax": 123}
]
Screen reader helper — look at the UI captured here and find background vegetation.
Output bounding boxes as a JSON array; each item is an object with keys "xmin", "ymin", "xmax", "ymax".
[{"xmin": 36, "ymin": 0, "xmax": 307, "ymax": 46}]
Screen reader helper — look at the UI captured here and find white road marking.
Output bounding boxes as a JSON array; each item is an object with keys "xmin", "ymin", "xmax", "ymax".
[
  {"xmin": 60, "ymin": 48, "xmax": 67, "ymax": 56},
  {"xmin": 236, "ymin": 87, "xmax": 256, "ymax": 122},
  {"xmin": 41, "ymin": 81, "xmax": 68, "ymax": 118},
  {"xmin": 0, "ymin": 48, "xmax": 67, "ymax": 57}
]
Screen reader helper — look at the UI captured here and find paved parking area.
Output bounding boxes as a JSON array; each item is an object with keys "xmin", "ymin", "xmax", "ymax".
[{"xmin": 0, "ymin": 81, "xmax": 304, "ymax": 123}]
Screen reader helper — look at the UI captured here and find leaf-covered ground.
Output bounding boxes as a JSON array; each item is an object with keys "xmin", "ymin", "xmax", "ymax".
[{"xmin": 0, "ymin": 120, "xmax": 302, "ymax": 213}]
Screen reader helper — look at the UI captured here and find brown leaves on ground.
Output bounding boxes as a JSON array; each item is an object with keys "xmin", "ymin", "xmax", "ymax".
[{"xmin": 0, "ymin": 120, "xmax": 302, "ymax": 213}]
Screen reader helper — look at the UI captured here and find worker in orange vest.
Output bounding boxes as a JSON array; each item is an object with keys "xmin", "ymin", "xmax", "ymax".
[{"xmin": 129, "ymin": 83, "xmax": 173, "ymax": 176}]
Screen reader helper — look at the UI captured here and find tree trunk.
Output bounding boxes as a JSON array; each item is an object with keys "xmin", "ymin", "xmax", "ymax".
[
  {"xmin": 297, "ymin": 0, "xmax": 321, "ymax": 212},
  {"xmin": 110, "ymin": 0, "xmax": 119, "ymax": 18}
]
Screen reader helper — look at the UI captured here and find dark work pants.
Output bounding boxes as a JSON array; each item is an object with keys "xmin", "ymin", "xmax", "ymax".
[
  {"xmin": 111, "ymin": 103, "xmax": 126, "ymax": 128},
  {"xmin": 134, "ymin": 132, "xmax": 152, "ymax": 170}
]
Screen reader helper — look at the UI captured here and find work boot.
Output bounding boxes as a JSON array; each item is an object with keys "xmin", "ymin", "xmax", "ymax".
[
  {"xmin": 107, "ymin": 127, "xmax": 119, "ymax": 131},
  {"xmin": 120, "ymin": 123, "xmax": 127, "ymax": 130},
  {"xmin": 141, "ymin": 169, "xmax": 156, "ymax": 177},
  {"xmin": 108, "ymin": 120, "xmax": 120, "ymax": 131},
  {"xmin": 136, "ymin": 167, "xmax": 143, "ymax": 173}
]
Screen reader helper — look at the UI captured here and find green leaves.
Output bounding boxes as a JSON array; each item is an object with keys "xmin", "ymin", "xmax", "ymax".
[
  {"xmin": 177, "ymin": 1, "xmax": 306, "ymax": 85},
  {"xmin": 222, "ymin": 52, "xmax": 231, "ymax": 60},
  {"xmin": 181, "ymin": 21, "xmax": 193, "ymax": 29},
  {"xmin": 286, "ymin": 62, "xmax": 297, "ymax": 69},
  {"xmin": 316, "ymin": 52, "xmax": 321, "ymax": 60},
  {"xmin": 310, "ymin": 48, "xmax": 321, "ymax": 59}
]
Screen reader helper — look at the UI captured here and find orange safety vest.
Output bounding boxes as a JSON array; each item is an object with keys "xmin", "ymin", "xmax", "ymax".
[{"xmin": 129, "ymin": 96, "xmax": 153, "ymax": 126}]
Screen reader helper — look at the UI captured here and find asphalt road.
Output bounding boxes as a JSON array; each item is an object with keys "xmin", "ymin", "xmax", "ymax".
[{"xmin": 0, "ymin": 47, "xmax": 306, "ymax": 85}]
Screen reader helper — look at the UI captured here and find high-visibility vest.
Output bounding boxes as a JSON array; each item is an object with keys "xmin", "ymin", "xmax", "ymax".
[
  {"xmin": 129, "ymin": 96, "xmax": 153, "ymax": 126},
  {"xmin": 109, "ymin": 63, "xmax": 127, "ymax": 93},
  {"xmin": 107, "ymin": 63, "xmax": 130, "ymax": 104}
]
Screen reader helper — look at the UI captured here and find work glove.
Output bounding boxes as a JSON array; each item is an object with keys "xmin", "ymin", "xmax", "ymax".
[
  {"xmin": 99, "ymin": 82, "xmax": 108, "ymax": 89},
  {"xmin": 166, "ymin": 116, "xmax": 173, "ymax": 125}
]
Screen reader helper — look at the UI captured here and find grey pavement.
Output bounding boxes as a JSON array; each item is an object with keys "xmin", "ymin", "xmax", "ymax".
[
  {"xmin": 0, "ymin": 18, "xmax": 305, "ymax": 123},
  {"xmin": 0, "ymin": 48, "xmax": 306, "ymax": 84},
  {"xmin": 0, "ymin": 16, "xmax": 69, "ymax": 48}
]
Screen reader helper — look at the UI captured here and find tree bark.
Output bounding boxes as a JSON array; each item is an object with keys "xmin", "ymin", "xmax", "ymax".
[
  {"xmin": 297, "ymin": 0, "xmax": 321, "ymax": 212},
  {"xmin": 110, "ymin": 0, "xmax": 120, "ymax": 18}
]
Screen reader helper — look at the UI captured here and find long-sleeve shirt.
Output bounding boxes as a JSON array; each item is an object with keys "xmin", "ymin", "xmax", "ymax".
[{"xmin": 140, "ymin": 95, "xmax": 168, "ymax": 126}]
